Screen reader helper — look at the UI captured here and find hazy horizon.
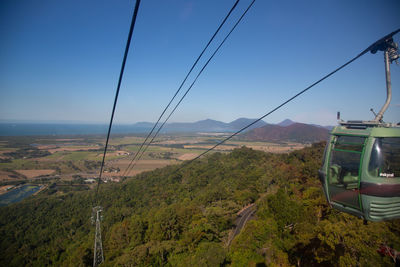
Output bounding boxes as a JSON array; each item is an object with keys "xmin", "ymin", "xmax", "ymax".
[
  {"xmin": 0, "ymin": 117, "xmax": 334, "ymax": 126},
  {"xmin": 1, "ymin": 0, "xmax": 399, "ymax": 128}
]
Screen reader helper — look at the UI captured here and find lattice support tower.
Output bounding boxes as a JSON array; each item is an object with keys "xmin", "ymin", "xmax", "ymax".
[{"xmin": 92, "ymin": 206, "xmax": 104, "ymax": 266}]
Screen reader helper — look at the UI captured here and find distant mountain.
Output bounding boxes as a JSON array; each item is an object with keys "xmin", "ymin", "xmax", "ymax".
[
  {"xmin": 132, "ymin": 119, "xmax": 333, "ymax": 136},
  {"xmin": 277, "ymin": 119, "xmax": 296, "ymax": 127},
  {"xmin": 242, "ymin": 122, "xmax": 329, "ymax": 143},
  {"xmin": 131, "ymin": 118, "xmax": 268, "ymax": 133},
  {"xmin": 277, "ymin": 119, "xmax": 334, "ymax": 130},
  {"xmin": 0, "ymin": 118, "xmax": 332, "ymax": 136},
  {"xmin": 165, "ymin": 119, "xmax": 227, "ymax": 132},
  {"xmin": 228, "ymin": 118, "xmax": 268, "ymax": 130}
]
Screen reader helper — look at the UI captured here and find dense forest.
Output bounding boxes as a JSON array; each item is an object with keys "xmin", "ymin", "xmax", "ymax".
[{"xmin": 0, "ymin": 143, "xmax": 399, "ymax": 266}]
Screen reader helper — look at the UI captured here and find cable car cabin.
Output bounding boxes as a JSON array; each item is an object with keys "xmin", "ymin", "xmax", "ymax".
[{"xmin": 319, "ymin": 121, "xmax": 400, "ymax": 221}]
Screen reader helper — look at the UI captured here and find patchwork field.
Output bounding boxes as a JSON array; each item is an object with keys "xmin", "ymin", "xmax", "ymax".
[{"xmin": 0, "ymin": 134, "xmax": 307, "ymax": 187}]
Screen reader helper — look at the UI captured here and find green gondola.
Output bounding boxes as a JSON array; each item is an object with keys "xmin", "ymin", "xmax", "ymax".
[{"xmin": 319, "ymin": 33, "xmax": 400, "ymax": 221}]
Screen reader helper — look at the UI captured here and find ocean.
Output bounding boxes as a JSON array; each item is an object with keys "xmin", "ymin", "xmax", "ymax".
[{"xmin": 0, "ymin": 123, "xmax": 151, "ymax": 136}]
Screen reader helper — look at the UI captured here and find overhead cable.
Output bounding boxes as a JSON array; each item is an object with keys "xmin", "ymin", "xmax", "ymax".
[
  {"xmin": 94, "ymin": 0, "xmax": 141, "ymax": 205},
  {"xmin": 122, "ymin": 0, "xmax": 241, "ymax": 177},
  {"xmin": 175, "ymin": 28, "xmax": 400, "ymax": 173},
  {"xmin": 125, "ymin": 0, "xmax": 257, "ymax": 175}
]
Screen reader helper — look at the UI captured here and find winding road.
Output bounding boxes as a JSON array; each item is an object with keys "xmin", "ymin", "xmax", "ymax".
[{"xmin": 227, "ymin": 204, "xmax": 256, "ymax": 247}]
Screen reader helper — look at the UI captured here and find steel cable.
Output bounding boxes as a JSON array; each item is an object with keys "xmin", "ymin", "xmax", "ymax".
[
  {"xmin": 125, "ymin": 0, "xmax": 256, "ymax": 175},
  {"xmin": 122, "ymin": 0, "xmax": 242, "ymax": 177},
  {"xmin": 94, "ymin": 0, "xmax": 141, "ymax": 205},
  {"xmin": 174, "ymin": 28, "xmax": 400, "ymax": 173}
]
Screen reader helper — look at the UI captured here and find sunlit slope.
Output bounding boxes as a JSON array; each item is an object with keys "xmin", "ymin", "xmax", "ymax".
[{"xmin": 0, "ymin": 143, "xmax": 398, "ymax": 266}]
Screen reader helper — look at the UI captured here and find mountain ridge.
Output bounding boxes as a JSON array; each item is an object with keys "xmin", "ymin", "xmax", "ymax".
[
  {"xmin": 132, "ymin": 118, "xmax": 333, "ymax": 134},
  {"xmin": 242, "ymin": 122, "xmax": 330, "ymax": 143},
  {"xmin": 0, "ymin": 119, "xmax": 334, "ymax": 136},
  {"xmin": 132, "ymin": 118, "xmax": 269, "ymax": 133}
]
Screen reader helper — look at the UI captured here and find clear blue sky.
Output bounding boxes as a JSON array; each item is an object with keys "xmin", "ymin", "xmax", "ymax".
[{"xmin": 1, "ymin": 0, "xmax": 399, "ymax": 126}]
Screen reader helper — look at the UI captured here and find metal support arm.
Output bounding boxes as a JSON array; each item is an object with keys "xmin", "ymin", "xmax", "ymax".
[{"xmin": 374, "ymin": 50, "xmax": 392, "ymax": 122}]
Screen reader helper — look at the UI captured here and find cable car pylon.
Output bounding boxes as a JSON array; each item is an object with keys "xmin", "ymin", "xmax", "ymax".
[
  {"xmin": 92, "ymin": 206, "xmax": 104, "ymax": 266},
  {"xmin": 90, "ymin": 1, "xmax": 141, "ymax": 265}
]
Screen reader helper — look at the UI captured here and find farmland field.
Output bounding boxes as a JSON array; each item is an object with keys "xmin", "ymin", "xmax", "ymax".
[
  {"xmin": 0, "ymin": 133, "xmax": 308, "ymax": 201},
  {"xmin": 15, "ymin": 169, "xmax": 55, "ymax": 179}
]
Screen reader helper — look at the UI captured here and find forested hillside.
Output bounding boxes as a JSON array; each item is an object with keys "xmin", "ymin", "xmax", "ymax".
[{"xmin": 0, "ymin": 143, "xmax": 399, "ymax": 266}]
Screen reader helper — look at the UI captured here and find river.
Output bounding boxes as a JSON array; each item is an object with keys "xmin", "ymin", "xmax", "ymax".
[{"xmin": 0, "ymin": 185, "xmax": 41, "ymax": 206}]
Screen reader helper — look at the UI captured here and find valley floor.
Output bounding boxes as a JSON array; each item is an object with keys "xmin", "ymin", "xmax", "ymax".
[{"xmin": 0, "ymin": 133, "xmax": 307, "ymax": 198}]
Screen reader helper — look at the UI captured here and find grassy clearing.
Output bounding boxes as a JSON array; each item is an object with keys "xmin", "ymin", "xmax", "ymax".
[
  {"xmin": 0, "ymin": 158, "xmax": 38, "ymax": 170},
  {"xmin": 42, "ymin": 151, "xmax": 66, "ymax": 160},
  {"xmin": 123, "ymin": 145, "xmax": 143, "ymax": 152},
  {"xmin": 62, "ymin": 151, "xmax": 95, "ymax": 161}
]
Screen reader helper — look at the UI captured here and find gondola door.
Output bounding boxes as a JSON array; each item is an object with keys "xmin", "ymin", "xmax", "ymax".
[{"xmin": 327, "ymin": 135, "xmax": 366, "ymax": 210}]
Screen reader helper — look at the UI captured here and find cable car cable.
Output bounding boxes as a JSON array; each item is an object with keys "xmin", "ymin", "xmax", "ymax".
[
  {"xmin": 94, "ymin": 0, "xmax": 141, "ymax": 205},
  {"xmin": 125, "ymin": 0, "xmax": 256, "ymax": 175},
  {"xmin": 122, "ymin": 0, "xmax": 242, "ymax": 177},
  {"xmin": 174, "ymin": 28, "xmax": 400, "ymax": 173}
]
